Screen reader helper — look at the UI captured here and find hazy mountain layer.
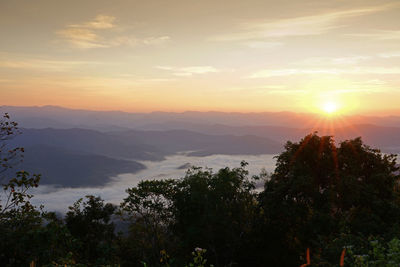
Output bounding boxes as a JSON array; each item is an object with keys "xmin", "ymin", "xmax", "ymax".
[
  {"xmin": 3, "ymin": 105, "xmax": 400, "ymax": 188},
  {"xmin": 3, "ymin": 105, "xmax": 400, "ymax": 130},
  {"xmin": 21, "ymin": 145, "xmax": 145, "ymax": 187}
]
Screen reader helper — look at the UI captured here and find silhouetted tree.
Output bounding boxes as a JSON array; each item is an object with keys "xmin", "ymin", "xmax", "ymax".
[
  {"xmin": 0, "ymin": 113, "xmax": 42, "ymax": 266},
  {"xmin": 120, "ymin": 179, "xmax": 177, "ymax": 266},
  {"xmin": 258, "ymin": 133, "xmax": 400, "ymax": 266},
  {"xmin": 65, "ymin": 195, "xmax": 117, "ymax": 265}
]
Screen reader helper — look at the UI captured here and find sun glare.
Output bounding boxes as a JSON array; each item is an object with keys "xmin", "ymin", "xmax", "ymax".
[{"xmin": 322, "ymin": 101, "xmax": 338, "ymax": 114}]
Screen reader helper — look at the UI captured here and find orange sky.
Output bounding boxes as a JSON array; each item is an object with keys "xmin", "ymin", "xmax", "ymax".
[{"xmin": 1, "ymin": 0, "xmax": 400, "ymax": 115}]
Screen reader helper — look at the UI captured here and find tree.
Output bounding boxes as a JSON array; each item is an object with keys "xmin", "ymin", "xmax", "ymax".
[
  {"xmin": 172, "ymin": 163, "xmax": 258, "ymax": 266},
  {"xmin": 65, "ymin": 195, "xmax": 117, "ymax": 265},
  {"xmin": 0, "ymin": 113, "xmax": 40, "ymax": 216},
  {"xmin": 121, "ymin": 162, "xmax": 258, "ymax": 266},
  {"xmin": 258, "ymin": 133, "xmax": 400, "ymax": 266},
  {"xmin": 0, "ymin": 113, "xmax": 43, "ymax": 266},
  {"xmin": 120, "ymin": 179, "xmax": 178, "ymax": 266}
]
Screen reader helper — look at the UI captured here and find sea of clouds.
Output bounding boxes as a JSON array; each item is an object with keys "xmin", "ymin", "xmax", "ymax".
[{"xmin": 30, "ymin": 154, "xmax": 277, "ymax": 212}]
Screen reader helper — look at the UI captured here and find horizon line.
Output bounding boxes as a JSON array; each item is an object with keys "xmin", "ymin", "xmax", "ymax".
[{"xmin": 1, "ymin": 104, "xmax": 400, "ymax": 117}]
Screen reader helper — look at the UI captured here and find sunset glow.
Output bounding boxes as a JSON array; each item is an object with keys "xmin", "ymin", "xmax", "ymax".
[
  {"xmin": 322, "ymin": 102, "xmax": 339, "ymax": 114},
  {"xmin": 0, "ymin": 0, "xmax": 399, "ymax": 115}
]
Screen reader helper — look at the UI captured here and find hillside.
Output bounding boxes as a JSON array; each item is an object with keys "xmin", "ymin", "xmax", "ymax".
[{"xmin": 21, "ymin": 145, "xmax": 145, "ymax": 187}]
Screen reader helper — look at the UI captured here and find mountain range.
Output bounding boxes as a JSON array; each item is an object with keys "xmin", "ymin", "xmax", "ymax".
[{"xmin": 2, "ymin": 105, "xmax": 400, "ymax": 188}]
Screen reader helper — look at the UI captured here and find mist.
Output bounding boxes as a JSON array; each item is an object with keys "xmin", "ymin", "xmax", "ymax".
[{"xmin": 30, "ymin": 154, "xmax": 276, "ymax": 212}]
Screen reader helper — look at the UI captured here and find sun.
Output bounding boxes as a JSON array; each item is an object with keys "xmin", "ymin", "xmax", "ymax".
[{"xmin": 322, "ymin": 101, "xmax": 338, "ymax": 114}]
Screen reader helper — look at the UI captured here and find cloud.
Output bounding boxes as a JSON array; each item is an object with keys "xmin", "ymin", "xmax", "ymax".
[
  {"xmin": 156, "ymin": 66, "xmax": 219, "ymax": 76},
  {"xmin": 0, "ymin": 57, "xmax": 102, "ymax": 71},
  {"xmin": 30, "ymin": 154, "xmax": 276, "ymax": 212},
  {"xmin": 56, "ymin": 28, "xmax": 107, "ymax": 49},
  {"xmin": 142, "ymin": 36, "xmax": 171, "ymax": 45},
  {"xmin": 379, "ymin": 52, "xmax": 400, "ymax": 58},
  {"xmin": 57, "ymin": 15, "xmax": 170, "ymax": 49},
  {"xmin": 250, "ymin": 69, "xmax": 340, "ymax": 78},
  {"xmin": 267, "ymin": 89, "xmax": 308, "ymax": 95},
  {"xmin": 249, "ymin": 67, "xmax": 400, "ymax": 78},
  {"xmin": 109, "ymin": 36, "xmax": 170, "ymax": 47},
  {"xmin": 244, "ymin": 41, "xmax": 283, "ymax": 49},
  {"xmin": 212, "ymin": 5, "xmax": 393, "ymax": 42},
  {"xmin": 349, "ymin": 30, "xmax": 400, "ymax": 40},
  {"xmin": 327, "ymin": 80, "xmax": 391, "ymax": 94},
  {"xmin": 294, "ymin": 56, "xmax": 372, "ymax": 66},
  {"xmin": 69, "ymin": 15, "xmax": 116, "ymax": 30},
  {"xmin": 56, "ymin": 15, "xmax": 115, "ymax": 49}
]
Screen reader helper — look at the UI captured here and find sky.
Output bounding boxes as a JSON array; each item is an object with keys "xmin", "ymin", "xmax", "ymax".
[{"xmin": 0, "ymin": 0, "xmax": 400, "ymax": 115}]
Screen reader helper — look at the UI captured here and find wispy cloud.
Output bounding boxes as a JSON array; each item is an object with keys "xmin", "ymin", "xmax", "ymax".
[
  {"xmin": 244, "ymin": 41, "xmax": 283, "ymax": 49},
  {"xmin": 57, "ymin": 15, "xmax": 170, "ymax": 49},
  {"xmin": 156, "ymin": 66, "xmax": 219, "ymax": 76},
  {"xmin": 57, "ymin": 28, "xmax": 107, "ymax": 49},
  {"xmin": 212, "ymin": 5, "xmax": 393, "ymax": 42},
  {"xmin": 379, "ymin": 52, "xmax": 400, "ymax": 58},
  {"xmin": 266, "ymin": 80, "xmax": 389, "ymax": 95},
  {"xmin": 293, "ymin": 56, "xmax": 372, "ymax": 66},
  {"xmin": 109, "ymin": 36, "xmax": 170, "ymax": 47},
  {"xmin": 327, "ymin": 80, "xmax": 391, "ymax": 94},
  {"xmin": 349, "ymin": 30, "xmax": 400, "ymax": 40},
  {"xmin": 0, "ymin": 57, "xmax": 102, "ymax": 71},
  {"xmin": 267, "ymin": 89, "xmax": 308, "ymax": 95},
  {"xmin": 249, "ymin": 67, "xmax": 400, "ymax": 78},
  {"xmin": 69, "ymin": 15, "xmax": 116, "ymax": 30},
  {"xmin": 250, "ymin": 69, "xmax": 340, "ymax": 78},
  {"xmin": 0, "ymin": 79, "xmax": 12, "ymax": 83}
]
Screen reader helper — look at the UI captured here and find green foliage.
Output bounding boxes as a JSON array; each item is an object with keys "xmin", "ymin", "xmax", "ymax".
[
  {"xmin": 0, "ymin": 113, "xmax": 41, "ymax": 216},
  {"xmin": 119, "ymin": 179, "xmax": 177, "ymax": 266},
  {"xmin": 346, "ymin": 238, "xmax": 400, "ymax": 266},
  {"xmin": 65, "ymin": 195, "xmax": 117, "ymax": 266},
  {"xmin": 185, "ymin": 248, "xmax": 213, "ymax": 267},
  {"xmin": 120, "ymin": 162, "xmax": 258, "ymax": 266},
  {"xmin": 0, "ymin": 114, "xmax": 45, "ymax": 266},
  {"xmin": 172, "ymin": 163, "xmax": 257, "ymax": 266}
]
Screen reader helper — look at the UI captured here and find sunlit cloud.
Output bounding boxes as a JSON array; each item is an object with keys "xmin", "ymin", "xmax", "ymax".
[
  {"xmin": 257, "ymin": 79, "xmax": 390, "ymax": 96},
  {"xmin": 224, "ymin": 85, "xmax": 287, "ymax": 93},
  {"xmin": 56, "ymin": 28, "xmax": 107, "ymax": 49},
  {"xmin": 244, "ymin": 41, "xmax": 283, "ymax": 49},
  {"xmin": 0, "ymin": 57, "xmax": 102, "ymax": 71},
  {"xmin": 250, "ymin": 69, "xmax": 339, "ymax": 78},
  {"xmin": 69, "ymin": 15, "xmax": 116, "ymax": 30},
  {"xmin": 249, "ymin": 67, "xmax": 400, "ymax": 78},
  {"xmin": 156, "ymin": 66, "xmax": 219, "ymax": 76},
  {"xmin": 142, "ymin": 36, "xmax": 171, "ymax": 45},
  {"xmin": 57, "ymin": 15, "xmax": 170, "ymax": 49},
  {"xmin": 3, "ymin": 75, "xmax": 178, "ymax": 98},
  {"xmin": 212, "ymin": 5, "xmax": 392, "ymax": 42},
  {"xmin": 349, "ymin": 30, "xmax": 400, "ymax": 40},
  {"xmin": 379, "ymin": 52, "xmax": 400, "ymax": 58},
  {"xmin": 293, "ymin": 56, "xmax": 372, "ymax": 66},
  {"xmin": 267, "ymin": 89, "xmax": 308, "ymax": 95},
  {"xmin": 109, "ymin": 36, "xmax": 170, "ymax": 47}
]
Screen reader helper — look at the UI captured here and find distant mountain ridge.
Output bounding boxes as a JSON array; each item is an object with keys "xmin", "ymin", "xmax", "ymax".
[
  {"xmin": 2, "ymin": 105, "xmax": 400, "ymax": 130},
  {"xmin": 12, "ymin": 127, "xmax": 283, "ymax": 160},
  {"xmin": 2, "ymin": 105, "xmax": 400, "ymax": 188},
  {"xmin": 22, "ymin": 145, "xmax": 145, "ymax": 187}
]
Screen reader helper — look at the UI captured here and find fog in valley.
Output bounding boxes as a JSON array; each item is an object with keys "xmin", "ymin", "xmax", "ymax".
[{"xmin": 30, "ymin": 154, "xmax": 277, "ymax": 212}]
